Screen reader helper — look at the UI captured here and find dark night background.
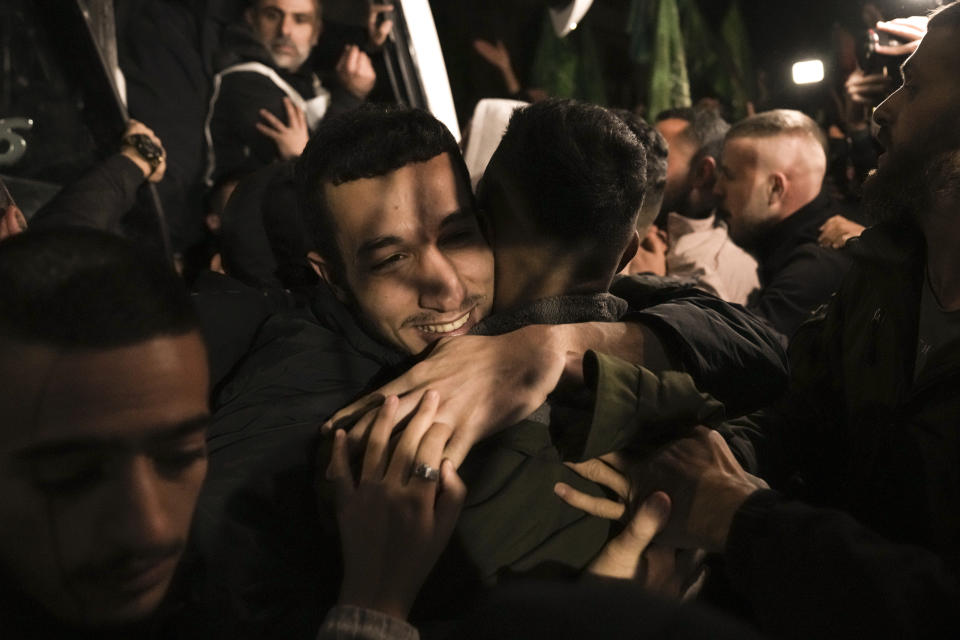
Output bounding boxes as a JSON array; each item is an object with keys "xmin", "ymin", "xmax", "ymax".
[{"xmin": 427, "ymin": 0, "xmax": 943, "ymax": 122}]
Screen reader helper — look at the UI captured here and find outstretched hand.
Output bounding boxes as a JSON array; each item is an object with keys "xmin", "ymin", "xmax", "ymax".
[
  {"xmin": 819, "ymin": 215, "xmax": 865, "ymax": 249},
  {"xmin": 323, "ymin": 324, "xmax": 571, "ymax": 467},
  {"xmin": 367, "ymin": 4, "xmax": 394, "ymax": 48},
  {"xmin": 337, "ymin": 45, "xmax": 377, "ymax": 100},
  {"xmin": 326, "ymin": 391, "xmax": 466, "ymax": 620},
  {"xmin": 555, "ymin": 454, "xmax": 707, "ymax": 600},
  {"xmin": 873, "ymin": 17, "xmax": 927, "ymax": 56},
  {"xmin": 256, "ymin": 97, "xmax": 309, "ymax": 160}
]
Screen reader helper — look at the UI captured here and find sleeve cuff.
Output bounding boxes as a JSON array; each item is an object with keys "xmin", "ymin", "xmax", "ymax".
[{"xmin": 317, "ymin": 605, "xmax": 419, "ymax": 640}]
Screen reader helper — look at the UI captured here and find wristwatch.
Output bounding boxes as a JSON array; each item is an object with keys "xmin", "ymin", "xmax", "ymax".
[{"xmin": 122, "ymin": 133, "xmax": 164, "ymax": 173}]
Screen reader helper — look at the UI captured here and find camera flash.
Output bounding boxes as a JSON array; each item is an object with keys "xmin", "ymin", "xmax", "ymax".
[{"xmin": 792, "ymin": 60, "xmax": 825, "ymax": 85}]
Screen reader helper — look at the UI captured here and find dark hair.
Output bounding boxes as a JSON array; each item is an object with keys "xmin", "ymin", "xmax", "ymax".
[
  {"xmin": 928, "ymin": 1, "xmax": 960, "ymax": 28},
  {"xmin": 295, "ymin": 104, "xmax": 465, "ymax": 282},
  {"xmin": 612, "ymin": 109, "xmax": 668, "ymax": 230},
  {"xmin": 656, "ymin": 105, "xmax": 730, "ymax": 167},
  {"xmin": 0, "ymin": 228, "xmax": 198, "ymax": 348},
  {"xmin": 491, "ymin": 99, "xmax": 646, "ymax": 255}
]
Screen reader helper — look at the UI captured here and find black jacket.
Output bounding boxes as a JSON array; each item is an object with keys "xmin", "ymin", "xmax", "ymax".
[
  {"xmin": 724, "ymin": 222, "xmax": 960, "ymax": 639},
  {"xmin": 191, "ymin": 277, "xmax": 787, "ymax": 638},
  {"xmin": 204, "ymin": 25, "xmax": 362, "ymax": 186},
  {"xmin": 747, "ymin": 190, "xmax": 852, "ymax": 339}
]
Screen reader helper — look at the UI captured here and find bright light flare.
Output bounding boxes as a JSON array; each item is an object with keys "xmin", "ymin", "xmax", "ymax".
[{"xmin": 792, "ymin": 59, "xmax": 825, "ymax": 85}]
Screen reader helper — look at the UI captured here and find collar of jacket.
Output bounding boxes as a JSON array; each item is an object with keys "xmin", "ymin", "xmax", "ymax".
[
  {"xmin": 214, "ymin": 22, "xmax": 317, "ymax": 90},
  {"xmin": 755, "ymin": 189, "xmax": 836, "ymax": 275},
  {"xmin": 469, "ymin": 293, "xmax": 628, "ymax": 337},
  {"xmin": 308, "ymin": 283, "xmax": 408, "ymax": 368}
]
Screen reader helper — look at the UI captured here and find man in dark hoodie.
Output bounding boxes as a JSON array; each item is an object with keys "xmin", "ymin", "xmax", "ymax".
[{"xmin": 203, "ymin": 0, "xmax": 390, "ymax": 189}]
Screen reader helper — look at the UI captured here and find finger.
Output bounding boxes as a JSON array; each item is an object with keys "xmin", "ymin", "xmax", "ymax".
[
  {"xmin": 441, "ymin": 429, "xmax": 472, "ymax": 470},
  {"xmin": 255, "ymin": 122, "xmax": 282, "ymax": 141},
  {"xmin": 873, "ymin": 42, "xmax": 920, "ymax": 57},
  {"xmin": 681, "ymin": 566, "xmax": 708, "ymax": 601},
  {"xmin": 409, "ymin": 422, "xmax": 453, "ymax": 490},
  {"xmin": 377, "ymin": 20, "xmax": 393, "ymax": 42},
  {"xmin": 435, "ymin": 459, "xmax": 467, "ymax": 529},
  {"xmin": 385, "ymin": 390, "xmax": 440, "ymax": 484},
  {"xmin": 876, "ymin": 19, "xmax": 926, "ymax": 42},
  {"xmin": 335, "ymin": 48, "xmax": 349, "ymax": 72},
  {"xmin": 348, "ymin": 46, "xmax": 360, "ymax": 74},
  {"xmin": 554, "ymin": 482, "xmax": 626, "ymax": 521},
  {"xmin": 564, "ymin": 459, "xmax": 630, "ymax": 498},
  {"xmin": 325, "ymin": 392, "xmax": 386, "ymax": 433},
  {"xmin": 327, "ymin": 430, "xmax": 355, "ymax": 505},
  {"xmin": 623, "ymin": 491, "xmax": 671, "ymax": 544},
  {"xmin": 360, "ymin": 395, "xmax": 399, "ymax": 481},
  {"xmin": 0, "ymin": 214, "xmax": 12, "ymax": 240},
  {"xmin": 259, "ymin": 107, "xmax": 286, "ymax": 129}
]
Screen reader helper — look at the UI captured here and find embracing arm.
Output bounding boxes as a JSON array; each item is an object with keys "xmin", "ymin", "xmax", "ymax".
[{"xmin": 325, "ymin": 281, "xmax": 786, "ymax": 467}]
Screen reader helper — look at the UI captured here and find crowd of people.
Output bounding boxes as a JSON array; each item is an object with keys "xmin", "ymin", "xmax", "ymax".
[{"xmin": 1, "ymin": 1, "xmax": 959, "ymax": 639}]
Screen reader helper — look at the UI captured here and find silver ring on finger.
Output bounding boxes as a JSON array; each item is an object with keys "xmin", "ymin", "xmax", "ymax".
[{"xmin": 411, "ymin": 462, "xmax": 440, "ymax": 482}]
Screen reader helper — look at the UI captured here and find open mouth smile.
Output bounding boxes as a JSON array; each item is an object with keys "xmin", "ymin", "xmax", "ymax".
[{"xmin": 415, "ymin": 310, "xmax": 472, "ymax": 334}]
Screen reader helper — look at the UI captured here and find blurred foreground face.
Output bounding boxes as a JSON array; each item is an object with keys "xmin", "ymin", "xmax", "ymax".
[
  {"xmin": 0, "ymin": 332, "xmax": 209, "ymax": 628},
  {"xmin": 322, "ymin": 152, "xmax": 494, "ymax": 354},
  {"xmin": 245, "ymin": 0, "xmax": 321, "ymax": 71}
]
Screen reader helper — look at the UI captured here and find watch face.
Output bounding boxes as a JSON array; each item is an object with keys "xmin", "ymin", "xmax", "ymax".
[{"xmin": 125, "ymin": 134, "xmax": 163, "ymax": 166}]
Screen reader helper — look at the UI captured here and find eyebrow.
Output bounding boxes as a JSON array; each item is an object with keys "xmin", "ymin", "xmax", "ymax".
[
  {"xmin": 356, "ymin": 209, "xmax": 475, "ymax": 260},
  {"xmin": 14, "ymin": 415, "xmax": 211, "ymax": 460}
]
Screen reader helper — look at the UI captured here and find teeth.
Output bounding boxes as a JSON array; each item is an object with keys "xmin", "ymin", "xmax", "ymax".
[{"xmin": 419, "ymin": 312, "xmax": 471, "ymax": 334}]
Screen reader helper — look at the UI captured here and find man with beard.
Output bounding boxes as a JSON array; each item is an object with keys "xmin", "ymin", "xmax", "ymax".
[
  {"xmin": 714, "ymin": 109, "xmax": 851, "ymax": 338},
  {"xmin": 204, "ymin": 0, "xmax": 391, "ymax": 188},
  {"xmin": 558, "ymin": 4, "xmax": 960, "ymax": 637},
  {"xmin": 646, "ymin": 107, "xmax": 760, "ymax": 306},
  {"xmin": 0, "ymin": 229, "xmax": 209, "ymax": 638}
]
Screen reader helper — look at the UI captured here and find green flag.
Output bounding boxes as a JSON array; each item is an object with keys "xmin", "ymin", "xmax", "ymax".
[{"xmin": 648, "ymin": 0, "xmax": 691, "ymax": 118}]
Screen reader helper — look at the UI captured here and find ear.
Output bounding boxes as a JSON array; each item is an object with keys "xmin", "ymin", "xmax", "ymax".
[
  {"xmin": 691, "ymin": 156, "xmax": 717, "ymax": 189},
  {"xmin": 306, "ymin": 251, "xmax": 348, "ymax": 302},
  {"xmin": 767, "ymin": 172, "xmax": 786, "ymax": 207},
  {"xmin": 617, "ymin": 229, "xmax": 641, "ymax": 273},
  {"xmin": 244, "ymin": 7, "xmax": 255, "ymax": 27}
]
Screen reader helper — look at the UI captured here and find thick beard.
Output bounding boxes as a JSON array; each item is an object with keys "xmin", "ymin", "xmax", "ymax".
[{"xmin": 862, "ymin": 147, "xmax": 960, "ymax": 230}]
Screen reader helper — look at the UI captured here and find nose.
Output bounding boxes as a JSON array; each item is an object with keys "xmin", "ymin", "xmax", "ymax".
[
  {"xmin": 417, "ymin": 247, "xmax": 467, "ymax": 313},
  {"xmin": 873, "ymin": 92, "xmax": 895, "ymax": 131},
  {"xmin": 109, "ymin": 456, "xmax": 175, "ymax": 547},
  {"xmin": 280, "ymin": 13, "xmax": 295, "ymax": 36}
]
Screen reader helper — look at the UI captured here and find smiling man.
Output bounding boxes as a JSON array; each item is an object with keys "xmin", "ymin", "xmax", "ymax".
[
  {"xmin": 192, "ymin": 103, "xmax": 789, "ymax": 637},
  {"xmin": 304, "ymin": 146, "xmax": 493, "ymax": 354},
  {"xmin": 0, "ymin": 229, "xmax": 209, "ymax": 637}
]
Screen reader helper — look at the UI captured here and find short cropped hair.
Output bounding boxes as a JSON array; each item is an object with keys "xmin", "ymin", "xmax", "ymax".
[
  {"xmin": 726, "ymin": 109, "xmax": 828, "ymax": 155},
  {"xmin": 0, "ymin": 228, "xmax": 197, "ymax": 348},
  {"xmin": 656, "ymin": 105, "xmax": 730, "ymax": 166},
  {"xmin": 612, "ymin": 109, "xmax": 668, "ymax": 231},
  {"xmin": 295, "ymin": 104, "xmax": 465, "ymax": 282},
  {"xmin": 492, "ymin": 99, "xmax": 647, "ymax": 254}
]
